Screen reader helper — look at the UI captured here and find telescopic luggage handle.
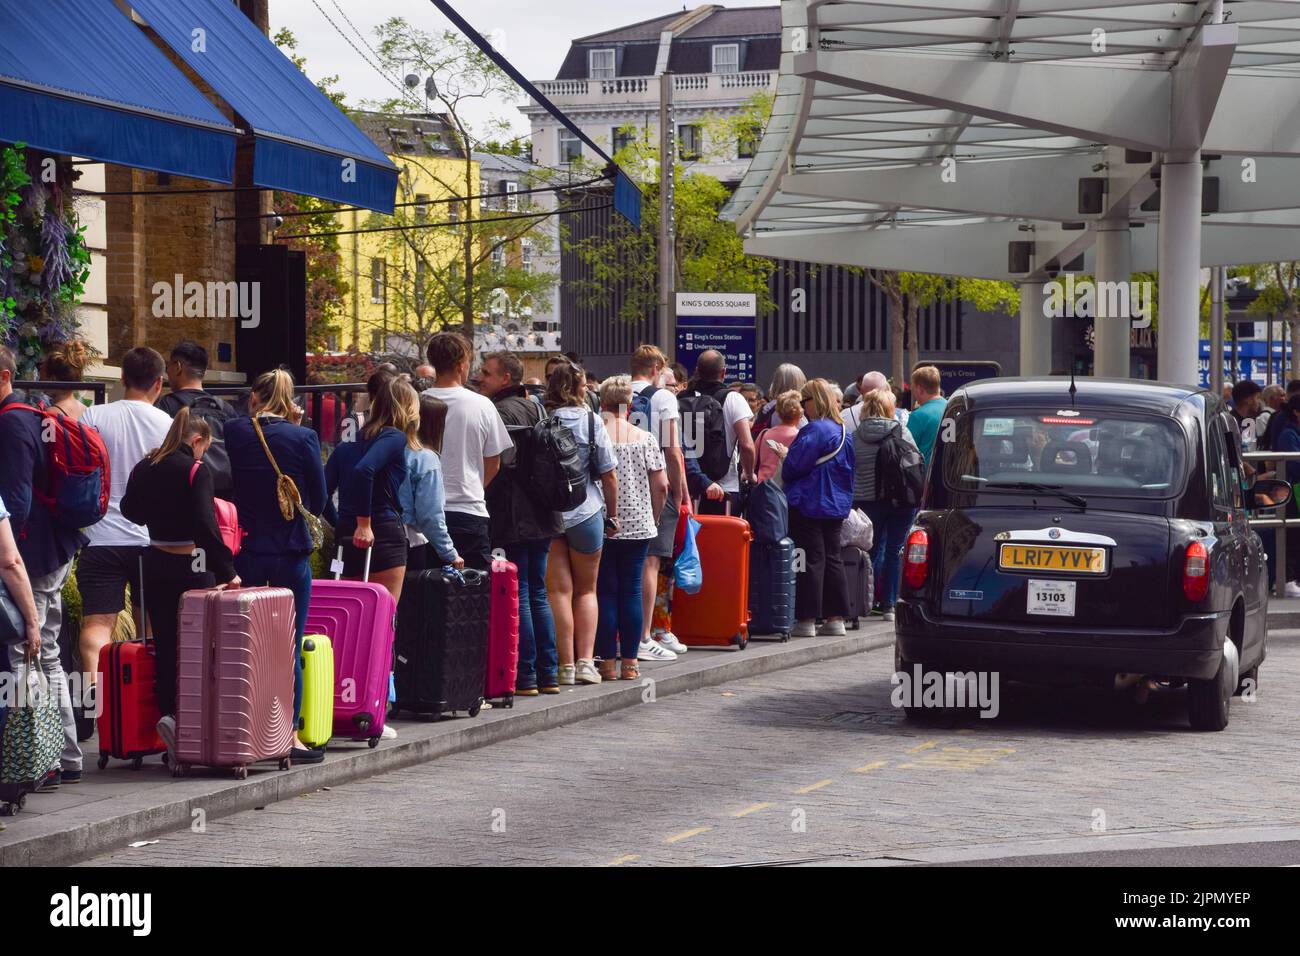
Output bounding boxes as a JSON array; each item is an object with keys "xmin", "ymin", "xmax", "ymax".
[{"xmin": 333, "ymin": 544, "xmax": 373, "ymax": 582}]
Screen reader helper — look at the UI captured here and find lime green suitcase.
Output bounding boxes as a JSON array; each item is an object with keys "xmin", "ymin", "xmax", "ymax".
[{"xmin": 299, "ymin": 634, "xmax": 334, "ymax": 748}]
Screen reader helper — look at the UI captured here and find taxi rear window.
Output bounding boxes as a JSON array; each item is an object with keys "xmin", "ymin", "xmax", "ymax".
[{"xmin": 945, "ymin": 410, "xmax": 1187, "ymax": 498}]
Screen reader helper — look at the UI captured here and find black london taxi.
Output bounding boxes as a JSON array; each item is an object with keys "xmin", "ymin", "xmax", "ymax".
[{"xmin": 894, "ymin": 377, "xmax": 1290, "ymax": 731}]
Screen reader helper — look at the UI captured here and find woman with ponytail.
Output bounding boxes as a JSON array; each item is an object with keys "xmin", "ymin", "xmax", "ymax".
[
  {"xmin": 121, "ymin": 407, "xmax": 239, "ymax": 761},
  {"xmin": 226, "ymin": 369, "xmax": 328, "ymax": 762}
]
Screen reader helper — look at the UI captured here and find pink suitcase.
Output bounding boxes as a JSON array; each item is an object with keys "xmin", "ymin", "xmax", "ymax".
[
  {"xmin": 485, "ymin": 559, "xmax": 520, "ymax": 707},
  {"xmin": 172, "ymin": 587, "xmax": 297, "ymax": 779},
  {"xmin": 304, "ymin": 553, "xmax": 397, "ymax": 747}
]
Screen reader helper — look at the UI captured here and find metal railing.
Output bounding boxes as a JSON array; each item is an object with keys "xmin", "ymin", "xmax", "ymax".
[
  {"xmin": 201, "ymin": 383, "xmax": 367, "ymax": 452},
  {"xmin": 1244, "ymin": 450, "xmax": 1300, "ymax": 596},
  {"xmin": 13, "ymin": 380, "xmax": 108, "ymax": 405}
]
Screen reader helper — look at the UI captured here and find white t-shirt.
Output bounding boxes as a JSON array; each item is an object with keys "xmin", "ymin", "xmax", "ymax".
[
  {"xmin": 80, "ymin": 400, "xmax": 174, "ymax": 547},
  {"xmin": 721, "ymin": 390, "xmax": 754, "ymax": 493},
  {"xmin": 630, "ymin": 379, "xmax": 679, "ymax": 449},
  {"xmin": 422, "ymin": 386, "xmax": 512, "ymax": 519}
]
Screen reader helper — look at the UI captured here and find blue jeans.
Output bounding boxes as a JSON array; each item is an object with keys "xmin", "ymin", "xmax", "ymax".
[
  {"xmin": 858, "ymin": 502, "xmax": 914, "ymax": 610},
  {"xmin": 596, "ymin": 538, "xmax": 651, "ymax": 661},
  {"xmin": 236, "ymin": 550, "xmax": 312, "ymax": 726},
  {"xmin": 507, "ymin": 540, "xmax": 557, "ymax": 689}
]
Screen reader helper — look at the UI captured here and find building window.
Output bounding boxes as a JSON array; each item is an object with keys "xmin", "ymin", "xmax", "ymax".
[
  {"xmin": 491, "ymin": 245, "xmax": 506, "ymax": 270},
  {"xmin": 559, "ymin": 129, "xmax": 582, "ymax": 164},
  {"xmin": 505, "ymin": 181, "xmax": 519, "ymax": 212},
  {"xmin": 370, "ymin": 329, "xmax": 385, "ymax": 353},
  {"xmin": 448, "ymin": 201, "xmax": 460, "ymax": 223},
  {"xmin": 678, "ymin": 124, "xmax": 702, "ymax": 162},
  {"xmin": 415, "ymin": 193, "xmax": 430, "ymax": 223},
  {"xmin": 738, "ymin": 123, "xmax": 761, "ymax": 160},
  {"xmin": 521, "ymin": 241, "xmax": 533, "ymax": 275},
  {"xmin": 370, "ymin": 258, "xmax": 386, "ymax": 304},
  {"xmin": 712, "ymin": 44, "xmax": 739, "ymax": 74},
  {"xmin": 588, "ymin": 48, "xmax": 615, "ymax": 79},
  {"xmin": 612, "ymin": 126, "xmax": 635, "ymax": 154}
]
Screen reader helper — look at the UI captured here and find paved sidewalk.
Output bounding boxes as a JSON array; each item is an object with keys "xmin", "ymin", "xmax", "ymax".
[{"xmin": 0, "ymin": 625, "xmax": 893, "ymax": 866}]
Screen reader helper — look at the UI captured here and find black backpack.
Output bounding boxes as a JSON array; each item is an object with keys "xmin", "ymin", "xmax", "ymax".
[
  {"xmin": 526, "ymin": 413, "xmax": 588, "ymax": 512},
  {"xmin": 678, "ymin": 389, "xmax": 730, "ymax": 482},
  {"xmin": 877, "ymin": 427, "xmax": 926, "ymax": 507},
  {"xmin": 170, "ymin": 392, "xmax": 233, "ymax": 496}
]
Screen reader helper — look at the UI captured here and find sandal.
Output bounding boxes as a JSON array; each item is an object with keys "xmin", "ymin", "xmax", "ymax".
[
  {"xmin": 619, "ymin": 661, "xmax": 641, "ymax": 681},
  {"xmin": 597, "ymin": 659, "xmax": 620, "ymax": 682}
]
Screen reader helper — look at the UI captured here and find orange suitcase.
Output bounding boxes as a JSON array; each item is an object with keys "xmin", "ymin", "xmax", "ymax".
[{"xmin": 672, "ymin": 514, "xmax": 752, "ymax": 649}]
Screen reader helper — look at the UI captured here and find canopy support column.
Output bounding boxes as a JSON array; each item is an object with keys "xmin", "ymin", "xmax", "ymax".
[
  {"xmin": 1020, "ymin": 281, "xmax": 1050, "ymax": 376},
  {"xmin": 1094, "ymin": 221, "xmax": 1133, "ymax": 378},
  {"xmin": 1157, "ymin": 150, "xmax": 1203, "ymax": 385}
]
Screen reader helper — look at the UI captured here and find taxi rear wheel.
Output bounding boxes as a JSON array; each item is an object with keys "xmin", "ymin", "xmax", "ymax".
[{"xmin": 1187, "ymin": 655, "xmax": 1231, "ymax": 732}]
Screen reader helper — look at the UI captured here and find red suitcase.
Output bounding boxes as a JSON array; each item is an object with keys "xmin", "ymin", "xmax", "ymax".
[
  {"xmin": 304, "ymin": 550, "xmax": 397, "ymax": 746},
  {"xmin": 95, "ymin": 640, "xmax": 166, "ymax": 770},
  {"xmin": 673, "ymin": 514, "xmax": 753, "ymax": 649},
  {"xmin": 171, "ymin": 587, "xmax": 297, "ymax": 779},
  {"xmin": 485, "ymin": 559, "xmax": 519, "ymax": 707}
]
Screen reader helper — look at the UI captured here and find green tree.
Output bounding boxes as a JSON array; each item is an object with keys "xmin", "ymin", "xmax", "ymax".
[
  {"xmin": 365, "ymin": 18, "xmax": 559, "ymax": 337},
  {"xmin": 1242, "ymin": 263, "xmax": 1300, "ymax": 381}
]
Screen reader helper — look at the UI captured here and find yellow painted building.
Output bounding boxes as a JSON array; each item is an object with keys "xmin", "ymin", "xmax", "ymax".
[{"xmin": 334, "ymin": 111, "xmax": 479, "ymax": 356}]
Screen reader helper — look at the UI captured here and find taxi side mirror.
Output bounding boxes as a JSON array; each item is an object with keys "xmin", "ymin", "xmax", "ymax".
[{"xmin": 1250, "ymin": 477, "xmax": 1292, "ymax": 510}]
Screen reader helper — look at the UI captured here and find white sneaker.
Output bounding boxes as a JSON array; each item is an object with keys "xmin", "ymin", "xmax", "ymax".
[
  {"xmin": 882, "ymin": 609, "xmax": 896, "ymax": 623},
  {"xmin": 574, "ymin": 660, "xmax": 603, "ymax": 684},
  {"xmin": 156, "ymin": 715, "xmax": 177, "ymax": 764},
  {"xmin": 381, "ymin": 724, "xmax": 397, "ymax": 739},
  {"xmin": 558, "ymin": 664, "xmax": 577, "ymax": 685},
  {"xmin": 638, "ymin": 639, "xmax": 678, "ymax": 662},
  {"xmin": 817, "ymin": 620, "xmax": 847, "ymax": 637},
  {"xmin": 792, "ymin": 620, "xmax": 817, "ymax": 638},
  {"xmin": 1285, "ymin": 582, "xmax": 1300, "ymax": 598},
  {"xmin": 657, "ymin": 631, "xmax": 688, "ymax": 654}
]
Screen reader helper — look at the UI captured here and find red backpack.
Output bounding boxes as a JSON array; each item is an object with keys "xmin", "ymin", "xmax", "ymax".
[{"xmin": 0, "ymin": 403, "xmax": 110, "ymax": 531}]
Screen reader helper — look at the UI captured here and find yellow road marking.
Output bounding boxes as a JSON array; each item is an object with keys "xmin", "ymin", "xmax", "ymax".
[
  {"xmin": 607, "ymin": 854, "xmax": 640, "ymax": 866},
  {"xmin": 854, "ymin": 760, "xmax": 888, "ymax": 773},
  {"xmin": 664, "ymin": 827, "xmax": 712, "ymax": 845},
  {"xmin": 795, "ymin": 779, "xmax": 833, "ymax": 794},
  {"xmin": 733, "ymin": 803, "xmax": 772, "ymax": 818},
  {"xmin": 907, "ymin": 740, "xmax": 938, "ymax": 754}
]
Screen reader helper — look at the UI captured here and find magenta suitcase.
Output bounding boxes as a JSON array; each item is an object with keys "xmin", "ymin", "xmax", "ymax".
[
  {"xmin": 305, "ymin": 574, "xmax": 397, "ymax": 747},
  {"xmin": 172, "ymin": 587, "xmax": 297, "ymax": 779},
  {"xmin": 486, "ymin": 559, "xmax": 520, "ymax": 707}
]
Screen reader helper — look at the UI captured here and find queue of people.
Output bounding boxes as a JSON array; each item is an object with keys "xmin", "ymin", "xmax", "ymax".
[{"xmin": 0, "ymin": 332, "xmax": 945, "ymax": 815}]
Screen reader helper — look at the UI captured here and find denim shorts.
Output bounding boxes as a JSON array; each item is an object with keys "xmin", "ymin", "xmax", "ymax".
[{"xmin": 563, "ymin": 510, "xmax": 605, "ymax": 555}]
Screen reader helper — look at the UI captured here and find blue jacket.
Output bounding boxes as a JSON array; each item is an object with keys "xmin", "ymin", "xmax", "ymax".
[
  {"xmin": 0, "ymin": 393, "xmax": 87, "ymax": 577},
  {"xmin": 782, "ymin": 418, "xmax": 856, "ymax": 520},
  {"xmin": 1275, "ymin": 420, "xmax": 1300, "ymax": 484},
  {"xmin": 226, "ymin": 415, "xmax": 327, "ymax": 556},
  {"xmin": 326, "ymin": 428, "xmax": 408, "ymax": 523},
  {"xmin": 399, "ymin": 448, "xmax": 458, "ymax": 564}
]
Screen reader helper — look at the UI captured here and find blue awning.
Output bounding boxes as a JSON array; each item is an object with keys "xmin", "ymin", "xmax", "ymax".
[
  {"xmin": 127, "ymin": 0, "xmax": 400, "ymax": 214},
  {"xmin": 0, "ymin": 0, "xmax": 237, "ymax": 183}
]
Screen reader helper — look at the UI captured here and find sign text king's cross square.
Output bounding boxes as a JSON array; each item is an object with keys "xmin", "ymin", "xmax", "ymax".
[{"xmin": 675, "ymin": 293, "xmax": 757, "ymax": 381}]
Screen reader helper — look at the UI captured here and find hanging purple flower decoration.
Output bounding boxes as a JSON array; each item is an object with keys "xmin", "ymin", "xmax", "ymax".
[{"xmin": 40, "ymin": 181, "xmax": 74, "ymax": 297}]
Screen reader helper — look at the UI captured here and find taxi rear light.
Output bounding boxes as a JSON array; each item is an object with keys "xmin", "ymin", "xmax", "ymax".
[
  {"xmin": 1183, "ymin": 540, "xmax": 1209, "ymax": 601},
  {"xmin": 903, "ymin": 528, "xmax": 930, "ymax": 590}
]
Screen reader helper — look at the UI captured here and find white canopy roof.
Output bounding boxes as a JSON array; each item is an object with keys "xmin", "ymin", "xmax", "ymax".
[{"xmin": 723, "ymin": 0, "xmax": 1300, "ymax": 282}]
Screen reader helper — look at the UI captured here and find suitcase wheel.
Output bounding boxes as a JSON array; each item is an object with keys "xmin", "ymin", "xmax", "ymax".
[
  {"xmin": 468, "ymin": 698, "xmax": 483, "ymax": 718},
  {"xmin": 505, "ymin": 694, "xmax": 514, "ymax": 709},
  {"xmin": 733, "ymin": 634, "xmax": 748, "ymax": 651},
  {"xmin": 234, "ymin": 766, "xmax": 248, "ymax": 781},
  {"xmin": 780, "ymin": 632, "xmax": 790, "ymax": 643},
  {"xmin": 171, "ymin": 763, "xmax": 186, "ymax": 779},
  {"xmin": 1, "ymin": 796, "xmax": 23, "ymax": 815},
  {"xmin": 278, "ymin": 757, "xmax": 291, "ymax": 771},
  {"xmin": 131, "ymin": 757, "xmax": 143, "ymax": 771},
  {"xmin": 97, "ymin": 753, "xmax": 109, "ymax": 770},
  {"xmin": 368, "ymin": 736, "xmax": 380, "ymax": 749}
]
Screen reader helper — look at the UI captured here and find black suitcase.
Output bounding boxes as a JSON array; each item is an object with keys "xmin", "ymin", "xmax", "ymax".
[
  {"xmin": 841, "ymin": 545, "xmax": 875, "ymax": 629},
  {"xmin": 392, "ymin": 568, "xmax": 489, "ymax": 719},
  {"xmin": 748, "ymin": 537, "xmax": 795, "ymax": 641}
]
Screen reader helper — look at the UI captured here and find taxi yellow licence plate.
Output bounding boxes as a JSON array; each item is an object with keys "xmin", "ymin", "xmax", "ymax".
[{"xmin": 998, "ymin": 544, "xmax": 1107, "ymax": 574}]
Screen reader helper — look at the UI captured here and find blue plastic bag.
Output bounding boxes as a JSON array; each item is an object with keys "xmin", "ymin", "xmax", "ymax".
[{"xmin": 674, "ymin": 515, "xmax": 703, "ymax": 595}]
